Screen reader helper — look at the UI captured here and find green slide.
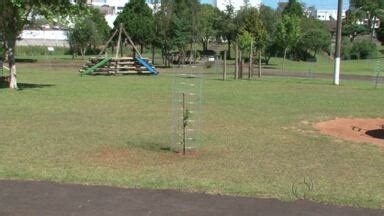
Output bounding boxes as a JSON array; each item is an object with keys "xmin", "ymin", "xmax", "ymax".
[{"xmin": 82, "ymin": 57, "xmax": 112, "ymax": 76}]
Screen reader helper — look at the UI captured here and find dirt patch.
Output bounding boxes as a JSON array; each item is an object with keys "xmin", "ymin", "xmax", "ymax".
[
  {"xmin": 314, "ymin": 118, "xmax": 384, "ymax": 147},
  {"xmin": 94, "ymin": 145, "xmax": 141, "ymax": 169}
]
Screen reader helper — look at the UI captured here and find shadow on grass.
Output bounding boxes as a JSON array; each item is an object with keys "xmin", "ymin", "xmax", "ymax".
[
  {"xmin": 0, "ymin": 79, "xmax": 55, "ymax": 90},
  {"xmin": 15, "ymin": 58, "xmax": 38, "ymax": 63},
  {"xmin": 126, "ymin": 139, "xmax": 173, "ymax": 153},
  {"xmin": 263, "ymin": 66, "xmax": 279, "ymax": 69}
]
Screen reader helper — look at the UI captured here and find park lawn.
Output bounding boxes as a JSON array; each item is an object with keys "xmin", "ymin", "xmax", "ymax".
[
  {"xmin": 0, "ymin": 64, "xmax": 383, "ymax": 209},
  {"xmin": 267, "ymin": 55, "xmax": 380, "ymax": 76}
]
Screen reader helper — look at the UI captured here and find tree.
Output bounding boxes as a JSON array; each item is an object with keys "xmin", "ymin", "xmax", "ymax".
[
  {"xmin": 153, "ymin": 0, "xmax": 173, "ymax": 66},
  {"xmin": 237, "ymin": 7, "xmax": 266, "ymax": 48},
  {"xmin": 260, "ymin": 5, "xmax": 280, "ymax": 65},
  {"xmin": 197, "ymin": 4, "xmax": 219, "ymax": 51},
  {"xmin": 275, "ymin": 15, "xmax": 301, "ymax": 72},
  {"xmin": 350, "ymin": 0, "xmax": 384, "ymax": 40},
  {"xmin": 343, "ymin": 9, "xmax": 369, "ymax": 42},
  {"xmin": 299, "ymin": 17, "xmax": 331, "ymax": 58},
  {"xmin": 342, "ymin": 23, "xmax": 368, "ymax": 42},
  {"xmin": 169, "ymin": 0, "xmax": 200, "ymax": 64},
  {"xmin": 377, "ymin": 22, "xmax": 384, "ymax": 44},
  {"xmin": 237, "ymin": 7, "xmax": 267, "ymax": 77},
  {"xmin": 237, "ymin": 30, "xmax": 253, "ymax": 51},
  {"xmin": 67, "ymin": 8, "xmax": 110, "ymax": 58},
  {"xmin": 169, "ymin": 15, "xmax": 191, "ymax": 63},
  {"xmin": 216, "ymin": 5, "xmax": 237, "ymax": 59},
  {"xmin": 0, "ymin": 0, "xmax": 85, "ymax": 89},
  {"xmin": 114, "ymin": 0, "xmax": 155, "ymax": 53},
  {"xmin": 282, "ymin": 0, "xmax": 304, "ymax": 17}
]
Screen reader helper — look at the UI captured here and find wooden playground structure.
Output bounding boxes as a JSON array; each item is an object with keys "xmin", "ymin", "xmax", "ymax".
[{"xmin": 80, "ymin": 24, "xmax": 158, "ymax": 76}]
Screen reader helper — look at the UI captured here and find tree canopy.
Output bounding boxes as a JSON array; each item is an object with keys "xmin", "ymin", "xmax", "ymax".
[
  {"xmin": 114, "ymin": 0, "xmax": 155, "ymax": 51},
  {"xmin": 282, "ymin": 0, "xmax": 304, "ymax": 17},
  {"xmin": 0, "ymin": 0, "xmax": 86, "ymax": 88},
  {"xmin": 68, "ymin": 8, "xmax": 110, "ymax": 58}
]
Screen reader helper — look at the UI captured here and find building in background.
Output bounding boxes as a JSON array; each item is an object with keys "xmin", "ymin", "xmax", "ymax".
[
  {"xmin": 215, "ymin": 0, "xmax": 261, "ymax": 11},
  {"xmin": 316, "ymin": 9, "xmax": 346, "ymax": 21}
]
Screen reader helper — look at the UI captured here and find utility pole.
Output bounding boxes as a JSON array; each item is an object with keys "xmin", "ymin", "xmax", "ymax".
[{"xmin": 333, "ymin": 0, "xmax": 343, "ymax": 85}]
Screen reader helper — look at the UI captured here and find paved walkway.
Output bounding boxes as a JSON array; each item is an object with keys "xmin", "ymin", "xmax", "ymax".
[{"xmin": 0, "ymin": 180, "xmax": 383, "ymax": 216}]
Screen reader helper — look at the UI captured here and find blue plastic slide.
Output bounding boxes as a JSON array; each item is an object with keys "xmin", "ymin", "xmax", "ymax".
[{"xmin": 135, "ymin": 57, "xmax": 158, "ymax": 75}]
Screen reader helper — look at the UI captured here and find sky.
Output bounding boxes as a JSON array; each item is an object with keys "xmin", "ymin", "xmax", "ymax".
[{"xmin": 201, "ymin": 0, "xmax": 350, "ymax": 10}]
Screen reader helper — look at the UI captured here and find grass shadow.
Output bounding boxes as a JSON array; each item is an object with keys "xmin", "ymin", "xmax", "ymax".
[
  {"xmin": 18, "ymin": 83, "xmax": 55, "ymax": 90},
  {"xmin": 126, "ymin": 139, "xmax": 173, "ymax": 153},
  {"xmin": 15, "ymin": 58, "xmax": 38, "ymax": 63},
  {"xmin": 0, "ymin": 79, "xmax": 55, "ymax": 90}
]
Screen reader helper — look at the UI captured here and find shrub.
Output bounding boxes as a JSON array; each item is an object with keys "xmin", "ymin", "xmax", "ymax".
[
  {"xmin": 351, "ymin": 40, "xmax": 377, "ymax": 59},
  {"xmin": 341, "ymin": 39, "xmax": 377, "ymax": 60},
  {"xmin": 341, "ymin": 37, "xmax": 353, "ymax": 60}
]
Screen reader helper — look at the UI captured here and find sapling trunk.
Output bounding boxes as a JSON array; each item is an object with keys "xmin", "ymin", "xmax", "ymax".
[
  {"xmin": 258, "ymin": 50, "xmax": 262, "ymax": 78},
  {"xmin": 282, "ymin": 47, "xmax": 288, "ymax": 73}
]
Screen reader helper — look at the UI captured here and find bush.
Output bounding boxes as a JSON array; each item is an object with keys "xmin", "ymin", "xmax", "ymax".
[
  {"xmin": 351, "ymin": 40, "xmax": 377, "ymax": 59},
  {"xmin": 341, "ymin": 38, "xmax": 377, "ymax": 60},
  {"xmin": 341, "ymin": 37, "xmax": 353, "ymax": 60}
]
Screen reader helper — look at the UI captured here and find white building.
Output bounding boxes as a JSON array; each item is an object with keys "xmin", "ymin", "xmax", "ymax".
[
  {"xmin": 215, "ymin": 0, "xmax": 261, "ymax": 11},
  {"xmin": 18, "ymin": 30, "xmax": 69, "ymax": 47},
  {"xmin": 316, "ymin": 9, "xmax": 346, "ymax": 21}
]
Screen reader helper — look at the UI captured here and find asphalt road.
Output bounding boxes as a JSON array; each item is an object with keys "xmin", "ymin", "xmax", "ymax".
[{"xmin": 0, "ymin": 180, "xmax": 383, "ymax": 216}]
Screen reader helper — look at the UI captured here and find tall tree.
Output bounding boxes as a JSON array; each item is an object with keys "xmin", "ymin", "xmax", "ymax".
[
  {"xmin": 169, "ymin": 15, "xmax": 191, "ymax": 63},
  {"xmin": 275, "ymin": 15, "xmax": 301, "ymax": 72},
  {"xmin": 350, "ymin": 0, "xmax": 384, "ymax": 40},
  {"xmin": 153, "ymin": 0, "xmax": 173, "ymax": 66},
  {"xmin": 378, "ymin": 21, "xmax": 384, "ymax": 44},
  {"xmin": 282, "ymin": 0, "xmax": 304, "ymax": 17},
  {"xmin": 197, "ymin": 4, "xmax": 219, "ymax": 51},
  {"xmin": 68, "ymin": 8, "xmax": 110, "ymax": 58},
  {"xmin": 260, "ymin": 5, "xmax": 280, "ymax": 65},
  {"xmin": 299, "ymin": 17, "xmax": 331, "ymax": 58},
  {"xmin": 114, "ymin": 0, "xmax": 155, "ymax": 53},
  {"xmin": 216, "ymin": 5, "xmax": 237, "ymax": 59},
  {"xmin": 0, "ymin": 0, "xmax": 85, "ymax": 89},
  {"xmin": 237, "ymin": 7, "xmax": 267, "ymax": 77},
  {"xmin": 170, "ymin": 0, "xmax": 199, "ymax": 64}
]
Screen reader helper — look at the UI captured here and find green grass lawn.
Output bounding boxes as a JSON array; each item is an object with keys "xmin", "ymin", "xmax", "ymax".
[
  {"xmin": 0, "ymin": 64, "xmax": 383, "ymax": 209},
  {"xmin": 267, "ymin": 55, "xmax": 381, "ymax": 76}
]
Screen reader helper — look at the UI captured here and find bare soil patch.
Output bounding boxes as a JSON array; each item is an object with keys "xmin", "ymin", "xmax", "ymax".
[{"xmin": 315, "ymin": 118, "xmax": 384, "ymax": 147}]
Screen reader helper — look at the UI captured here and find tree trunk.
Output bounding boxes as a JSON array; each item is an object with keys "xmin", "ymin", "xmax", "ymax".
[
  {"xmin": 258, "ymin": 50, "xmax": 262, "ymax": 78},
  {"xmin": 227, "ymin": 40, "xmax": 231, "ymax": 59},
  {"xmin": 249, "ymin": 41, "xmax": 253, "ymax": 79},
  {"xmin": 282, "ymin": 47, "xmax": 288, "ymax": 73},
  {"xmin": 264, "ymin": 53, "xmax": 271, "ymax": 65},
  {"xmin": 80, "ymin": 48, "xmax": 86, "ymax": 59},
  {"xmin": 161, "ymin": 48, "xmax": 165, "ymax": 65},
  {"xmin": 152, "ymin": 44, "xmax": 155, "ymax": 65},
  {"xmin": 7, "ymin": 38, "xmax": 17, "ymax": 89},
  {"xmin": 239, "ymin": 50, "xmax": 243, "ymax": 79},
  {"xmin": 140, "ymin": 44, "xmax": 144, "ymax": 55},
  {"xmin": 202, "ymin": 39, "xmax": 208, "ymax": 51},
  {"xmin": 370, "ymin": 16, "xmax": 377, "ymax": 42},
  {"xmin": 2, "ymin": 41, "xmax": 8, "ymax": 62},
  {"xmin": 235, "ymin": 43, "xmax": 238, "ymax": 80},
  {"xmin": 223, "ymin": 50, "xmax": 227, "ymax": 81}
]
